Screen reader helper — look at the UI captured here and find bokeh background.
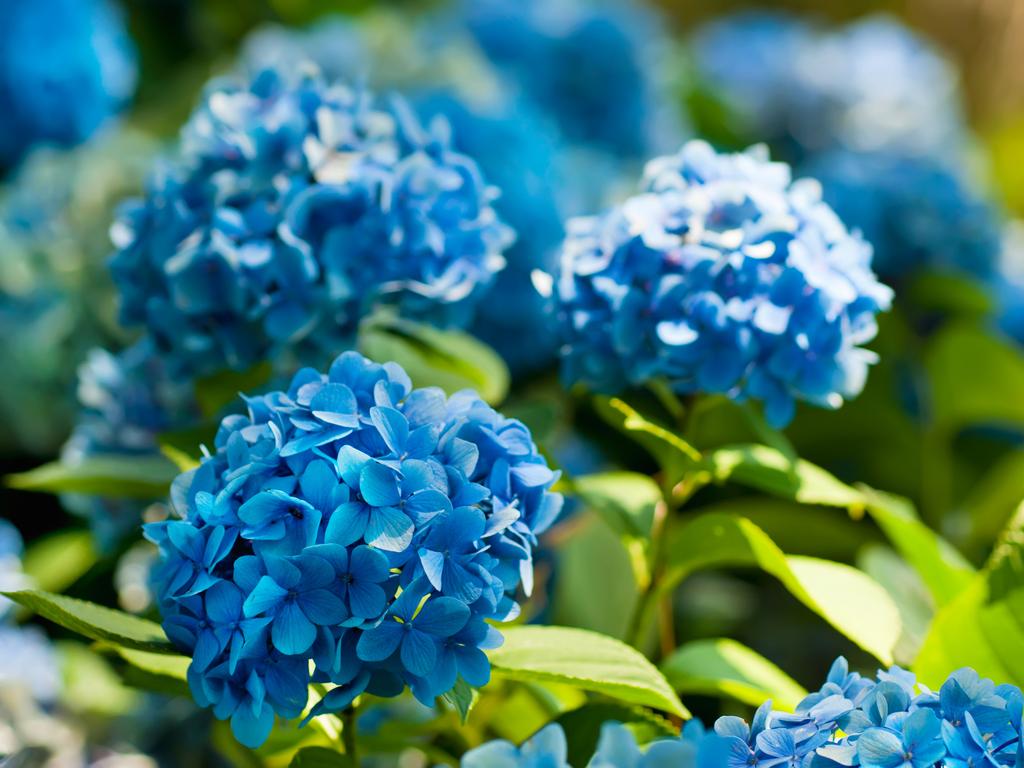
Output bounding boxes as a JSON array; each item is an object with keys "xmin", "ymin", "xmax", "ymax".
[{"xmin": 3, "ymin": 0, "xmax": 1024, "ymax": 765}]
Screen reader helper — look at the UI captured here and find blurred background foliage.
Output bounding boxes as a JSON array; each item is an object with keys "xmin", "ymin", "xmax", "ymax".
[{"xmin": 4, "ymin": 0, "xmax": 1024, "ymax": 766}]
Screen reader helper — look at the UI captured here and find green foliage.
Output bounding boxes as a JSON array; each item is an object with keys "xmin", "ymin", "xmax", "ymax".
[
  {"xmin": 194, "ymin": 360, "xmax": 272, "ymax": 419},
  {"xmin": 6, "ymin": 454, "xmax": 178, "ymax": 498},
  {"xmin": 3, "ymin": 589, "xmax": 175, "ymax": 653},
  {"xmin": 663, "ymin": 513, "xmax": 902, "ymax": 664},
  {"xmin": 660, "ymin": 638, "xmax": 807, "ymax": 711},
  {"xmin": 358, "ymin": 310, "xmax": 510, "ymax": 404},
  {"xmin": 487, "ymin": 626, "xmax": 689, "ymax": 718},
  {"xmin": 21, "ymin": 529, "xmax": 97, "ymax": 594},
  {"xmin": 288, "ymin": 747, "xmax": 354, "ymax": 768}
]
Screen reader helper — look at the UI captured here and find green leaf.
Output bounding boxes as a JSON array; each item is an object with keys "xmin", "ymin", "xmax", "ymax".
[
  {"xmin": 58, "ymin": 641, "xmax": 139, "ymax": 716},
  {"xmin": 554, "ymin": 703, "xmax": 677, "ymax": 768},
  {"xmin": 21, "ymin": 530, "xmax": 97, "ymax": 595},
  {"xmin": 925, "ymin": 322, "xmax": 1024, "ymax": 431},
  {"xmin": 194, "ymin": 360, "xmax": 272, "ymax": 419},
  {"xmin": 914, "ymin": 577, "xmax": 1024, "ymax": 688},
  {"xmin": 358, "ymin": 311, "xmax": 509, "ymax": 405},
  {"xmin": 907, "ymin": 271, "xmax": 994, "ymax": 317},
  {"xmin": 441, "ymin": 677, "xmax": 477, "ymax": 724},
  {"xmin": 99, "ymin": 644, "xmax": 191, "ymax": 697},
  {"xmin": 4, "ymin": 590, "xmax": 175, "ymax": 653},
  {"xmin": 663, "ymin": 514, "xmax": 901, "ymax": 664},
  {"xmin": 6, "ymin": 454, "xmax": 178, "ymax": 498},
  {"xmin": 985, "ymin": 502, "xmax": 1024, "ymax": 603},
  {"xmin": 487, "ymin": 625, "xmax": 689, "ymax": 718},
  {"xmin": 702, "ymin": 444, "xmax": 864, "ymax": 508},
  {"xmin": 962, "ymin": 450, "xmax": 1024, "ymax": 553},
  {"xmin": 161, "ymin": 443, "xmax": 200, "ymax": 473},
  {"xmin": 858, "ymin": 546, "xmax": 932, "ymax": 664},
  {"xmin": 570, "ymin": 472, "xmax": 661, "ymax": 587},
  {"xmin": 661, "ymin": 638, "xmax": 807, "ymax": 712},
  {"xmin": 860, "ymin": 488, "xmax": 974, "ymax": 606},
  {"xmin": 593, "ymin": 396, "xmax": 701, "ymax": 487},
  {"xmin": 289, "ymin": 747, "xmax": 353, "ymax": 768}
]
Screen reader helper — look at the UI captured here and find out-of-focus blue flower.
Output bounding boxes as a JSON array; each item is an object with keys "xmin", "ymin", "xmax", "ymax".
[
  {"xmin": 0, "ymin": 0, "xmax": 136, "ymax": 169},
  {"xmin": 464, "ymin": 0, "xmax": 676, "ymax": 159},
  {"xmin": 557, "ymin": 140, "xmax": 893, "ymax": 426},
  {"xmin": 461, "ymin": 723, "xmax": 570, "ymax": 768},
  {"xmin": 61, "ymin": 340, "xmax": 197, "ymax": 549},
  {"xmin": 688, "ymin": 13, "xmax": 963, "ymax": 162},
  {"xmin": 0, "ymin": 520, "xmax": 29, "ymax": 621},
  {"xmin": 0, "ymin": 131, "xmax": 156, "ymax": 454},
  {"xmin": 805, "ymin": 150, "xmax": 1003, "ymax": 281},
  {"xmin": 995, "ymin": 223, "xmax": 1024, "ymax": 344},
  {"xmin": 111, "ymin": 67, "xmax": 512, "ymax": 379},
  {"xmin": 416, "ymin": 93, "xmax": 566, "ymax": 374},
  {"xmin": 149, "ymin": 352, "xmax": 562, "ymax": 747}
]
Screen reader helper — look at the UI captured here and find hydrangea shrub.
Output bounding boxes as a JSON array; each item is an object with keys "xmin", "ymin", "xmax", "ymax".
[
  {"xmin": 111, "ymin": 68, "xmax": 512, "ymax": 379},
  {"xmin": 557, "ymin": 140, "xmax": 893, "ymax": 426},
  {"xmin": 148, "ymin": 352, "xmax": 562, "ymax": 746}
]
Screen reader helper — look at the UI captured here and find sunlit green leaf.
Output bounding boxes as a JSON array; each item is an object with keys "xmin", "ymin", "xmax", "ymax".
[
  {"xmin": 488, "ymin": 626, "xmax": 689, "ymax": 718},
  {"xmin": 441, "ymin": 678, "xmax": 477, "ymax": 724},
  {"xmin": 660, "ymin": 638, "xmax": 807, "ymax": 711},
  {"xmin": 21, "ymin": 530, "xmax": 97, "ymax": 595},
  {"xmin": 358, "ymin": 311, "xmax": 509, "ymax": 404},
  {"xmin": 663, "ymin": 514, "xmax": 901, "ymax": 664},
  {"xmin": 4, "ymin": 590, "xmax": 175, "ymax": 653},
  {"xmin": 6, "ymin": 454, "xmax": 177, "ymax": 498}
]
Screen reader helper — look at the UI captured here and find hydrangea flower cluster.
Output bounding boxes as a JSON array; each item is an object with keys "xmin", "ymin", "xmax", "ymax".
[
  {"xmin": 688, "ymin": 13, "xmax": 964, "ymax": 161},
  {"xmin": 460, "ymin": 659, "xmax": 1024, "ymax": 767},
  {"xmin": 0, "ymin": 0, "xmax": 136, "ymax": 169},
  {"xmin": 62, "ymin": 340, "xmax": 197, "ymax": 548},
  {"xmin": 0, "ymin": 131, "xmax": 155, "ymax": 454},
  {"xmin": 557, "ymin": 140, "xmax": 893, "ymax": 426},
  {"xmin": 148, "ymin": 352, "xmax": 562, "ymax": 747},
  {"xmin": 111, "ymin": 67, "xmax": 512, "ymax": 379},
  {"xmin": 461, "ymin": 720, "xmax": 711, "ymax": 768},
  {"xmin": 463, "ymin": 0, "xmax": 676, "ymax": 159},
  {"xmin": 806, "ymin": 149, "xmax": 1003, "ymax": 281}
]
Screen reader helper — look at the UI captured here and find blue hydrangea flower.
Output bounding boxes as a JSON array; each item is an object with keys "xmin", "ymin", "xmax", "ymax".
[
  {"xmin": 804, "ymin": 149, "xmax": 1003, "ymax": 281},
  {"xmin": 463, "ymin": 0, "xmax": 676, "ymax": 159},
  {"xmin": 688, "ymin": 13, "xmax": 964, "ymax": 162},
  {"xmin": 61, "ymin": 340, "xmax": 198, "ymax": 549},
  {"xmin": 0, "ymin": 131, "xmax": 156, "ymax": 454},
  {"xmin": 0, "ymin": 0, "xmax": 136, "ymax": 169},
  {"xmin": 557, "ymin": 140, "xmax": 893, "ymax": 427},
  {"xmin": 149, "ymin": 352, "xmax": 562, "ymax": 747},
  {"xmin": 704, "ymin": 659, "xmax": 1023, "ymax": 768},
  {"xmin": 111, "ymin": 67, "xmax": 513, "ymax": 379}
]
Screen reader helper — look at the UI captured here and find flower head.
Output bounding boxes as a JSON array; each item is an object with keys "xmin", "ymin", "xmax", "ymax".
[
  {"xmin": 806, "ymin": 150, "xmax": 1003, "ymax": 282},
  {"xmin": 688, "ymin": 13, "xmax": 963, "ymax": 161},
  {"xmin": 0, "ymin": 0, "xmax": 136, "ymax": 168},
  {"xmin": 556, "ymin": 140, "xmax": 893, "ymax": 426},
  {"xmin": 111, "ymin": 67, "xmax": 512, "ymax": 379},
  {"xmin": 149, "ymin": 352, "xmax": 562, "ymax": 747}
]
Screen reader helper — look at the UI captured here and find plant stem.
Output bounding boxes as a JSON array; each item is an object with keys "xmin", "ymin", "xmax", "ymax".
[{"xmin": 342, "ymin": 706, "xmax": 359, "ymax": 765}]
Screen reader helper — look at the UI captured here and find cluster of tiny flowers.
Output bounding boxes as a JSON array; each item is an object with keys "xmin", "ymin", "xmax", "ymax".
[
  {"xmin": 687, "ymin": 13, "xmax": 963, "ymax": 162},
  {"xmin": 557, "ymin": 140, "xmax": 893, "ymax": 426},
  {"xmin": 460, "ymin": 659, "xmax": 1024, "ymax": 767},
  {"xmin": 0, "ymin": 0, "xmax": 136, "ymax": 169},
  {"xmin": 463, "ymin": 0, "xmax": 677, "ymax": 159},
  {"xmin": 148, "ymin": 352, "xmax": 563, "ymax": 747},
  {"xmin": 62, "ymin": 340, "xmax": 197, "ymax": 548},
  {"xmin": 0, "ymin": 131, "xmax": 155, "ymax": 454},
  {"xmin": 460, "ymin": 720, "xmax": 710, "ymax": 768},
  {"xmin": 704, "ymin": 657, "xmax": 1024, "ymax": 767},
  {"xmin": 111, "ymin": 66, "xmax": 512, "ymax": 379},
  {"xmin": 805, "ymin": 150, "xmax": 1003, "ymax": 281}
]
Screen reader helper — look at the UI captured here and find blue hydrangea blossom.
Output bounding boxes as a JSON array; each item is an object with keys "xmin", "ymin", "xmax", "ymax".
[
  {"xmin": 557, "ymin": 140, "xmax": 893, "ymax": 426},
  {"xmin": 111, "ymin": 68, "xmax": 512, "ymax": 378},
  {"xmin": 149, "ymin": 352, "xmax": 562, "ymax": 747},
  {"xmin": 464, "ymin": 0, "xmax": 677, "ymax": 159},
  {"xmin": 805, "ymin": 149, "xmax": 1004, "ymax": 281},
  {"xmin": 460, "ymin": 659, "xmax": 1024, "ymax": 767},
  {"xmin": 688, "ymin": 13, "xmax": 964, "ymax": 162},
  {"xmin": 0, "ymin": 0, "xmax": 136, "ymax": 168}
]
